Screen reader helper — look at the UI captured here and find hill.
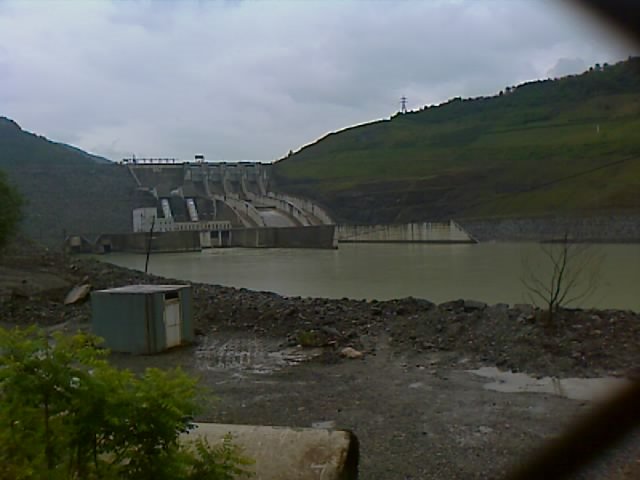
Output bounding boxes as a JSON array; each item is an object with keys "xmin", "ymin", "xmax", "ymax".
[
  {"xmin": 273, "ymin": 57, "xmax": 640, "ymax": 224},
  {"xmin": 0, "ymin": 118, "xmax": 145, "ymax": 244},
  {"xmin": 0, "ymin": 117, "xmax": 111, "ymax": 165}
]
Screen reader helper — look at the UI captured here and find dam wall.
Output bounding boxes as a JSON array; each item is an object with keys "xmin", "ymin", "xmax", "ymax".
[
  {"xmin": 224, "ymin": 196, "xmax": 266, "ymax": 227},
  {"xmin": 230, "ymin": 225, "xmax": 337, "ymax": 249},
  {"xmin": 269, "ymin": 192, "xmax": 334, "ymax": 225},
  {"xmin": 336, "ymin": 221, "xmax": 476, "ymax": 244},
  {"xmin": 126, "ymin": 162, "xmax": 333, "ymax": 232},
  {"xmin": 99, "ymin": 231, "xmax": 202, "ymax": 253},
  {"xmin": 246, "ymin": 192, "xmax": 312, "ymax": 226}
]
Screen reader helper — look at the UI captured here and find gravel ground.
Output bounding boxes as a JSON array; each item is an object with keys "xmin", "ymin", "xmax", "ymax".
[{"xmin": 1, "ymin": 242, "xmax": 639, "ymax": 478}]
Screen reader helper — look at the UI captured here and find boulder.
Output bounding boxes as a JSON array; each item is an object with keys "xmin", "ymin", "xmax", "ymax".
[
  {"xmin": 463, "ymin": 300, "xmax": 487, "ymax": 312},
  {"xmin": 64, "ymin": 284, "xmax": 91, "ymax": 305},
  {"xmin": 340, "ymin": 347, "xmax": 363, "ymax": 359}
]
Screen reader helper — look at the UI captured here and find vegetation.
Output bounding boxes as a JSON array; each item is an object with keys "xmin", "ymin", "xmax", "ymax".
[
  {"xmin": 521, "ymin": 235, "xmax": 602, "ymax": 323},
  {"xmin": 0, "ymin": 170, "xmax": 22, "ymax": 248},
  {"xmin": 0, "ymin": 117, "xmax": 109, "ymax": 166},
  {"xmin": 0, "ymin": 327, "xmax": 253, "ymax": 480},
  {"xmin": 0, "ymin": 117, "xmax": 149, "ymax": 244},
  {"xmin": 273, "ymin": 57, "xmax": 640, "ymax": 223}
]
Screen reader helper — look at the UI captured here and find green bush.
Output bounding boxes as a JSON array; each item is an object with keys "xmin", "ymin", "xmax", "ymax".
[{"xmin": 0, "ymin": 327, "xmax": 253, "ymax": 479}]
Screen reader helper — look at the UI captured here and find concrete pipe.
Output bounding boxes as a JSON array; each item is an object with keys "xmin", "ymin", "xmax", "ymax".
[{"xmin": 182, "ymin": 423, "xmax": 359, "ymax": 480}]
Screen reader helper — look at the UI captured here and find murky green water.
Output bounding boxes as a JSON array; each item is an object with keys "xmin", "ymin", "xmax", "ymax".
[{"xmin": 99, "ymin": 243, "xmax": 640, "ymax": 310}]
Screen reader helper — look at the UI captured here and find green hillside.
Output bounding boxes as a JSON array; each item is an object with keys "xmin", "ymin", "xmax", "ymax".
[
  {"xmin": 0, "ymin": 118, "xmax": 146, "ymax": 244},
  {"xmin": 0, "ymin": 118, "xmax": 110, "ymax": 165},
  {"xmin": 273, "ymin": 57, "xmax": 640, "ymax": 223}
]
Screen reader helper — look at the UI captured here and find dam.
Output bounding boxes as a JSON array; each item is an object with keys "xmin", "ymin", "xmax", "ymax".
[
  {"xmin": 65, "ymin": 157, "xmax": 476, "ymax": 253},
  {"xmin": 87, "ymin": 158, "xmax": 337, "ymax": 251},
  {"xmin": 125, "ymin": 158, "xmax": 334, "ymax": 228}
]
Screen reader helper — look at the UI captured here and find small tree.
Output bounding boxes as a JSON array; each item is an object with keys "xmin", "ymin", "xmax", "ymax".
[
  {"xmin": 0, "ymin": 170, "xmax": 22, "ymax": 249},
  {"xmin": 0, "ymin": 327, "xmax": 253, "ymax": 479},
  {"xmin": 521, "ymin": 234, "xmax": 602, "ymax": 324}
]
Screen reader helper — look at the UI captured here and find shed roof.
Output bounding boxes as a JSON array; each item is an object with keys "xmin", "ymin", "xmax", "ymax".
[{"xmin": 94, "ymin": 284, "xmax": 190, "ymax": 294}]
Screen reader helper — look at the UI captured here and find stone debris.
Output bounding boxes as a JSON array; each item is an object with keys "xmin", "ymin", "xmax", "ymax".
[
  {"xmin": 64, "ymin": 284, "xmax": 91, "ymax": 305},
  {"xmin": 463, "ymin": 300, "xmax": 487, "ymax": 311},
  {"xmin": 340, "ymin": 347, "xmax": 363, "ymax": 359}
]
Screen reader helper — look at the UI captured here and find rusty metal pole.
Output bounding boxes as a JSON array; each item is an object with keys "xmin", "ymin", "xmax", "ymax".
[{"xmin": 144, "ymin": 216, "xmax": 155, "ymax": 274}]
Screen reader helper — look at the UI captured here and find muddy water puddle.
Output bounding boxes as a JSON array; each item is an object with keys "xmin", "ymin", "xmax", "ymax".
[
  {"xmin": 469, "ymin": 366, "xmax": 630, "ymax": 401},
  {"xmin": 195, "ymin": 335, "xmax": 322, "ymax": 374}
]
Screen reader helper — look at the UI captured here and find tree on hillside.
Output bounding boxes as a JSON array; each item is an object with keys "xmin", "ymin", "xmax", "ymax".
[
  {"xmin": 0, "ymin": 170, "xmax": 22, "ymax": 248},
  {"xmin": 521, "ymin": 234, "xmax": 603, "ymax": 324}
]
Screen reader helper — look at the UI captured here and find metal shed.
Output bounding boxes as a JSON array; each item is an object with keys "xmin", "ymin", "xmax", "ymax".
[{"xmin": 91, "ymin": 284, "xmax": 194, "ymax": 354}]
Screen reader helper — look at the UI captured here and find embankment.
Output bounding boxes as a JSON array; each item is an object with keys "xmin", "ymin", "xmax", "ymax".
[
  {"xmin": 459, "ymin": 214, "xmax": 640, "ymax": 242},
  {"xmin": 337, "ymin": 221, "xmax": 475, "ymax": 243},
  {"xmin": 1, "ymin": 240, "xmax": 638, "ymax": 379}
]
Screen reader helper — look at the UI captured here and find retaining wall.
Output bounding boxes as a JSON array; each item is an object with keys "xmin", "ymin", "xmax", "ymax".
[
  {"xmin": 230, "ymin": 225, "xmax": 336, "ymax": 249},
  {"xmin": 336, "ymin": 221, "xmax": 475, "ymax": 243},
  {"xmin": 459, "ymin": 214, "xmax": 640, "ymax": 242},
  {"xmin": 101, "ymin": 231, "xmax": 202, "ymax": 253}
]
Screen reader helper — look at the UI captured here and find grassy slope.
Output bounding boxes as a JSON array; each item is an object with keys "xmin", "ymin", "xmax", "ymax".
[
  {"xmin": 0, "ymin": 118, "xmax": 145, "ymax": 244},
  {"xmin": 273, "ymin": 58, "xmax": 640, "ymax": 223}
]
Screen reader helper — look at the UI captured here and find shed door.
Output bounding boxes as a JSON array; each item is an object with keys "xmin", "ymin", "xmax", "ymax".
[{"xmin": 163, "ymin": 295, "xmax": 182, "ymax": 348}]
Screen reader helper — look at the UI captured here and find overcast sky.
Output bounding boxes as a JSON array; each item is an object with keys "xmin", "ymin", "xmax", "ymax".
[{"xmin": 0, "ymin": 0, "xmax": 637, "ymax": 162}]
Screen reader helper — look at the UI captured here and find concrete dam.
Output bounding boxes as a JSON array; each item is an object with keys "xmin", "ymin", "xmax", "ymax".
[
  {"xmin": 119, "ymin": 160, "xmax": 336, "ymax": 250},
  {"xmin": 66, "ymin": 159, "xmax": 476, "ymax": 253}
]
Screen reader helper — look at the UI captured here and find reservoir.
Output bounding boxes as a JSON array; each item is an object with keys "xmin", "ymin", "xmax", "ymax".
[{"xmin": 100, "ymin": 243, "xmax": 640, "ymax": 311}]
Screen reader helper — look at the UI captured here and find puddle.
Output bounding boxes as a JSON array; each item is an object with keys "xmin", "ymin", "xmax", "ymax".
[
  {"xmin": 469, "ymin": 366, "xmax": 630, "ymax": 401},
  {"xmin": 196, "ymin": 335, "xmax": 322, "ymax": 374}
]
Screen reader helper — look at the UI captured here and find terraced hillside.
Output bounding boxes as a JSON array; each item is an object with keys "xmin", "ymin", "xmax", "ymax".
[
  {"xmin": 0, "ymin": 117, "xmax": 148, "ymax": 245},
  {"xmin": 273, "ymin": 57, "xmax": 640, "ymax": 223}
]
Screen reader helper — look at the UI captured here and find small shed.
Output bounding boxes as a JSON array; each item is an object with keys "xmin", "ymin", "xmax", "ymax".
[{"xmin": 91, "ymin": 284, "xmax": 194, "ymax": 354}]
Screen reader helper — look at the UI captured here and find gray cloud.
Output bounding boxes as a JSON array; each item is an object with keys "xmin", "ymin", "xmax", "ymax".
[{"xmin": 0, "ymin": 0, "xmax": 636, "ymax": 161}]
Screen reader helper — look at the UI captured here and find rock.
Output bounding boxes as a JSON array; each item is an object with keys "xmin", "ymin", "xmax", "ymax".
[
  {"xmin": 320, "ymin": 326, "xmax": 342, "ymax": 338},
  {"xmin": 439, "ymin": 299, "xmax": 464, "ymax": 311},
  {"xmin": 514, "ymin": 304, "xmax": 535, "ymax": 316},
  {"xmin": 64, "ymin": 284, "xmax": 91, "ymax": 305},
  {"xmin": 463, "ymin": 300, "xmax": 487, "ymax": 312},
  {"xmin": 340, "ymin": 347, "xmax": 363, "ymax": 359},
  {"xmin": 492, "ymin": 303, "xmax": 510, "ymax": 311}
]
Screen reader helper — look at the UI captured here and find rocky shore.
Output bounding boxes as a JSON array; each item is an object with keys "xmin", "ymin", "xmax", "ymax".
[
  {"xmin": 459, "ymin": 214, "xmax": 640, "ymax": 243},
  {"xmin": 2, "ymin": 244, "xmax": 638, "ymax": 379}
]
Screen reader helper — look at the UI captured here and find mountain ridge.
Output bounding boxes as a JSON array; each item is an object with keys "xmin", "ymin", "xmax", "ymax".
[{"xmin": 0, "ymin": 117, "xmax": 111, "ymax": 166}]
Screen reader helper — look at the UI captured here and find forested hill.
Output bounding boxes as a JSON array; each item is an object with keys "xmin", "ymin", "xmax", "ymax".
[
  {"xmin": 273, "ymin": 57, "xmax": 640, "ymax": 223},
  {"xmin": 0, "ymin": 117, "xmax": 141, "ymax": 244},
  {"xmin": 0, "ymin": 117, "xmax": 110, "ymax": 166}
]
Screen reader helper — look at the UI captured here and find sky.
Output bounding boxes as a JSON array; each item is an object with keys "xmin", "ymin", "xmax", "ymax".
[{"xmin": 0, "ymin": 0, "xmax": 637, "ymax": 162}]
